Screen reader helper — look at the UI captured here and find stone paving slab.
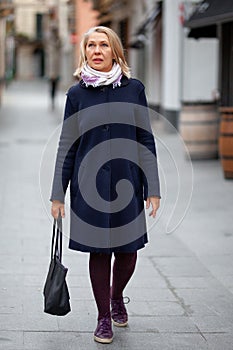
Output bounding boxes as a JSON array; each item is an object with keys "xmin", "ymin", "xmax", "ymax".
[
  {"xmin": 204, "ymin": 334, "xmax": 233, "ymax": 350},
  {"xmin": 0, "ymin": 331, "xmax": 24, "ymax": 350}
]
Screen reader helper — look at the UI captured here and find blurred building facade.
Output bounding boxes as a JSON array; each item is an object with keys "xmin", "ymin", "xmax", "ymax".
[
  {"xmin": 11, "ymin": 0, "xmax": 98, "ymax": 87},
  {"xmin": 13, "ymin": 0, "xmax": 71, "ymax": 85},
  {"xmin": 14, "ymin": 0, "xmax": 48, "ymax": 79},
  {"xmin": 0, "ymin": 0, "xmax": 221, "ymax": 122},
  {"xmin": 0, "ymin": 0, "xmax": 14, "ymax": 104},
  {"xmin": 185, "ymin": 0, "xmax": 233, "ymax": 107},
  {"xmin": 74, "ymin": 0, "xmax": 99, "ymax": 68},
  {"xmin": 184, "ymin": 0, "xmax": 233, "ymax": 175},
  {"xmin": 91, "ymin": 0, "xmax": 218, "ymax": 127}
]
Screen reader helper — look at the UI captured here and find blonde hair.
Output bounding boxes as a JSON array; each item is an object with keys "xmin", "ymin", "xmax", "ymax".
[{"xmin": 74, "ymin": 26, "xmax": 131, "ymax": 79}]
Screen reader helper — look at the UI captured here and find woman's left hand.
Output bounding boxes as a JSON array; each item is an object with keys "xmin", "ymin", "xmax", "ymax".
[{"xmin": 146, "ymin": 196, "xmax": 160, "ymax": 218}]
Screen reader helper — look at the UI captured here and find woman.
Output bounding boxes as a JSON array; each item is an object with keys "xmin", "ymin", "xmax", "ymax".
[{"xmin": 51, "ymin": 26, "xmax": 160, "ymax": 344}]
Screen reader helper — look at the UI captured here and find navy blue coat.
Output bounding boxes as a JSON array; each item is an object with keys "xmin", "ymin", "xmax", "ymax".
[{"xmin": 51, "ymin": 76, "xmax": 160, "ymax": 253}]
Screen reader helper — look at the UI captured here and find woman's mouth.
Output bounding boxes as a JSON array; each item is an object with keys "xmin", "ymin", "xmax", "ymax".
[{"xmin": 93, "ymin": 59, "xmax": 103, "ymax": 63}]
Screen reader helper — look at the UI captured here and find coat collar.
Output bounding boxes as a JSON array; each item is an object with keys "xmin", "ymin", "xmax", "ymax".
[{"xmin": 79, "ymin": 75, "xmax": 130, "ymax": 89}]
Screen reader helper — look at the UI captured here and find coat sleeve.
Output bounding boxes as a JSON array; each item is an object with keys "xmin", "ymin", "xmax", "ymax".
[
  {"xmin": 136, "ymin": 86, "xmax": 161, "ymax": 200},
  {"xmin": 50, "ymin": 93, "xmax": 79, "ymax": 203}
]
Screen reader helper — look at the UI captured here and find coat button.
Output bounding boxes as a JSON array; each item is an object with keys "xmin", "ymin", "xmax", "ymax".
[{"xmin": 103, "ymin": 125, "xmax": 109, "ymax": 131}]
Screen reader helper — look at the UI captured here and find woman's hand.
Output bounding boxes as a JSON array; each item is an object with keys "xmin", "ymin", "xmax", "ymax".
[
  {"xmin": 146, "ymin": 196, "xmax": 160, "ymax": 218},
  {"xmin": 51, "ymin": 200, "xmax": 65, "ymax": 219}
]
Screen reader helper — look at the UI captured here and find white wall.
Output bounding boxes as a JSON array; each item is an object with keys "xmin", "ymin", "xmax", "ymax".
[{"xmin": 182, "ymin": 37, "xmax": 219, "ymax": 102}]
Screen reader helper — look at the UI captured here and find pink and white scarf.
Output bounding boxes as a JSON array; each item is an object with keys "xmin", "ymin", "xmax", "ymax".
[{"xmin": 81, "ymin": 62, "xmax": 122, "ymax": 88}]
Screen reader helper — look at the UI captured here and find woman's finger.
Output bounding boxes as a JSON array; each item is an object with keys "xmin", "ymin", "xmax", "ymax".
[
  {"xmin": 60, "ymin": 205, "xmax": 65, "ymax": 218},
  {"xmin": 149, "ymin": 208, "xmax": 157, "ymax": 218},
  {"xmin": 51, "ymin": 206, "xmax": 59, "ymax": 219},
  {"xmin": 149, "ymin": 201, "xmax": 159, "ymax": 218}
]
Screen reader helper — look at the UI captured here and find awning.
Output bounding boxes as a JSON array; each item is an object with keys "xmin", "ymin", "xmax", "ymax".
[
  {"xmin": 185, "ymin": 0, "xmax": 233, "ymax": 28},
  {"xmin": 129, "ymin": 1, "xmax": 162, "ymax": 49},
  {"xmin": 187, "ymin": 25, "xmax": 217, "ymax": 39}
]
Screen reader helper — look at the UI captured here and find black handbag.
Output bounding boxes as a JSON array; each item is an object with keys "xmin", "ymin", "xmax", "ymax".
[{"xmin": 43, "ymin": 216, "xmax": 71, "ymax": 316}]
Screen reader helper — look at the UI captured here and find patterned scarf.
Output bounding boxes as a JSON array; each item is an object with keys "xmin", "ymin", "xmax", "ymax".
[{"xmin": 81, "ymin": 62, "xmax": 122, "ymax": 88}]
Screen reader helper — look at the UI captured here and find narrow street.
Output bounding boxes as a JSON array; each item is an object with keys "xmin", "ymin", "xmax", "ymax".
[{"xmin": 0, "ymin": 79, "xmax": 233, "ymax": 350}]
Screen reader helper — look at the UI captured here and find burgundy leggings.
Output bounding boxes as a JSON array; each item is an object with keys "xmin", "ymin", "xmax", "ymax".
[{"xmin": 89, "ymin": 252, "xmax": 137, "ymax": 320}]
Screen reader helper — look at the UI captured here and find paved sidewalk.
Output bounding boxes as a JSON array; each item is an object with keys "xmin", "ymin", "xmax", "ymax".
[{"xmin": 0, "ymin": 80, "xmax": 233, "ymax": 350}]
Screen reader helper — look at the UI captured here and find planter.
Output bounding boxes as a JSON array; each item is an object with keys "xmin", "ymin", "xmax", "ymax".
[
  {"xmin": 219, "ymin": 107, "xmax": 233, "ymax": 179},
  {"xmin": 179, "ymin": 103, "xmax": 219, "ymax": 160}
]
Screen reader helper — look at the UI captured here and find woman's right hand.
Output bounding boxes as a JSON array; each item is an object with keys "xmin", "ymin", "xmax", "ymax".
[{"xmin": 51, "ymin": 200, "xmax": 65, "ymax": 219}]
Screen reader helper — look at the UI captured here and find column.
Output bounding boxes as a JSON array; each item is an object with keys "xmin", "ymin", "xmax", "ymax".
[{"xmin": 161, "ymin": 0, "xmax": 182, "ymax": 128}]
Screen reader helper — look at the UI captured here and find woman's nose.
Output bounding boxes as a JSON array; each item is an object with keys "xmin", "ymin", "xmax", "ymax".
[{"xmin": 94, "ymin": 45, "xmax": 101, "ymax": 53}]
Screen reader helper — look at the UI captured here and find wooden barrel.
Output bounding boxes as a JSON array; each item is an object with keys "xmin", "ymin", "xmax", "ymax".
[
  {"xmin": 179, "ymin": 103, "xmax": 219, "ymax": 160},
  {"xmin": 219, "ymin": 107, "xmax": 233, "ymax": 179}
]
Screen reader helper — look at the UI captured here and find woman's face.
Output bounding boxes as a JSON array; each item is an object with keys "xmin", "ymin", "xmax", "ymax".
[{"xmin": 85, "ymin": 32, "xmax": 114, "ymax": 72}]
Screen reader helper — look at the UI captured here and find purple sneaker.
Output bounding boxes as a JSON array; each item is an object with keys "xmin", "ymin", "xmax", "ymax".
[
  {"xmin": 111, "ymin": 297, "xmax": 129, "ymax": 327},
  {"xmin": 94, "ymin": 316, "xmax": 113, "ymax": 344}
]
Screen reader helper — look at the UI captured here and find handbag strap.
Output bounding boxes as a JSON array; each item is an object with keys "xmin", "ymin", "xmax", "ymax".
[{"xmin": 51, "ymin": 215, "xmax": 63, "ymax": 262}]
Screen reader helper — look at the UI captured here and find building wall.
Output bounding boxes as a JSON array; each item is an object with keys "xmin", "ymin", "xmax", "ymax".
[
  {"xmin": 182, "ymin": 37, "xmax": 219, "ymax": 102},
  {"xmin": 126, "ymin": 0, "xmax": 218, "ymax": 126},
  {"xmin": 0, "ymin": 18, "xmax": 6, "ymax": 104},
  {"xmin": 13, "ymin": 0, "xmax": 74, "ymax": 84},
  {"xmin": 127, "ymin": 0, "xmax": 163, "ymax": 109},
  {"xmin": 0, "ymin": 1, "xmax": 14, "ymax": 102},
  {"xmin": 162, "ymin": 0, "xmax": 182, "ymax": 115},
  {"xmin": 74, "ymin": 0, "xmax": 99, "ymax": 70},
  {"xmin": 0, "ymin": 18, "xmax": 6, "ymax": 81},
  {"xmin": 14, "ymin": 0, "xmax": 47, "ymax": 79},
  {"xmin": 127, "ymin": 0, "xmax": 146, "ymax": 80},
  {"xmin": 145, "ymin": 1, "xmax": 162, "ymax": 108},
  {"xmin": 14, "ymin": 0, "xmax": 47, "ymax": 38},
  {"xmin": 53, "ymin": 0, "xmax": 74, "ymax": 88}
]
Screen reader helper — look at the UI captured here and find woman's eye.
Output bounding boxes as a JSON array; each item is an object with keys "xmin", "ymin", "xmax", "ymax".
[
  {"xmin": 102, "ymin": 43, "xmax": 108, "ymax": 47},
  {"xmin": 88, "ymin": 43, "xmax": 94, "ymax": 47}
]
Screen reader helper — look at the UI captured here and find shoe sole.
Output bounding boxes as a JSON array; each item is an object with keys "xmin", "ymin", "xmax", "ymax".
[
  {"xmin": 112, "ymin": 319, "xmax": 128, "ymax": 327},
  {"xmin": 94, "ymin": 335, "xmax": 113, "ymax": 344}
]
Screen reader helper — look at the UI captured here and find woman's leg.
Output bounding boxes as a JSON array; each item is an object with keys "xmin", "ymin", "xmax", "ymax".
[
  {"xmin": 89, "ymin": 253, "xmax": 112, "ymax": 319},
  {"xmin": 111, "ymin": 252, "xmax": 137, "ymax": 300},
  {"xmin": 110, "ymin": 252, "xmax": 137, "ymax": 327}
]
